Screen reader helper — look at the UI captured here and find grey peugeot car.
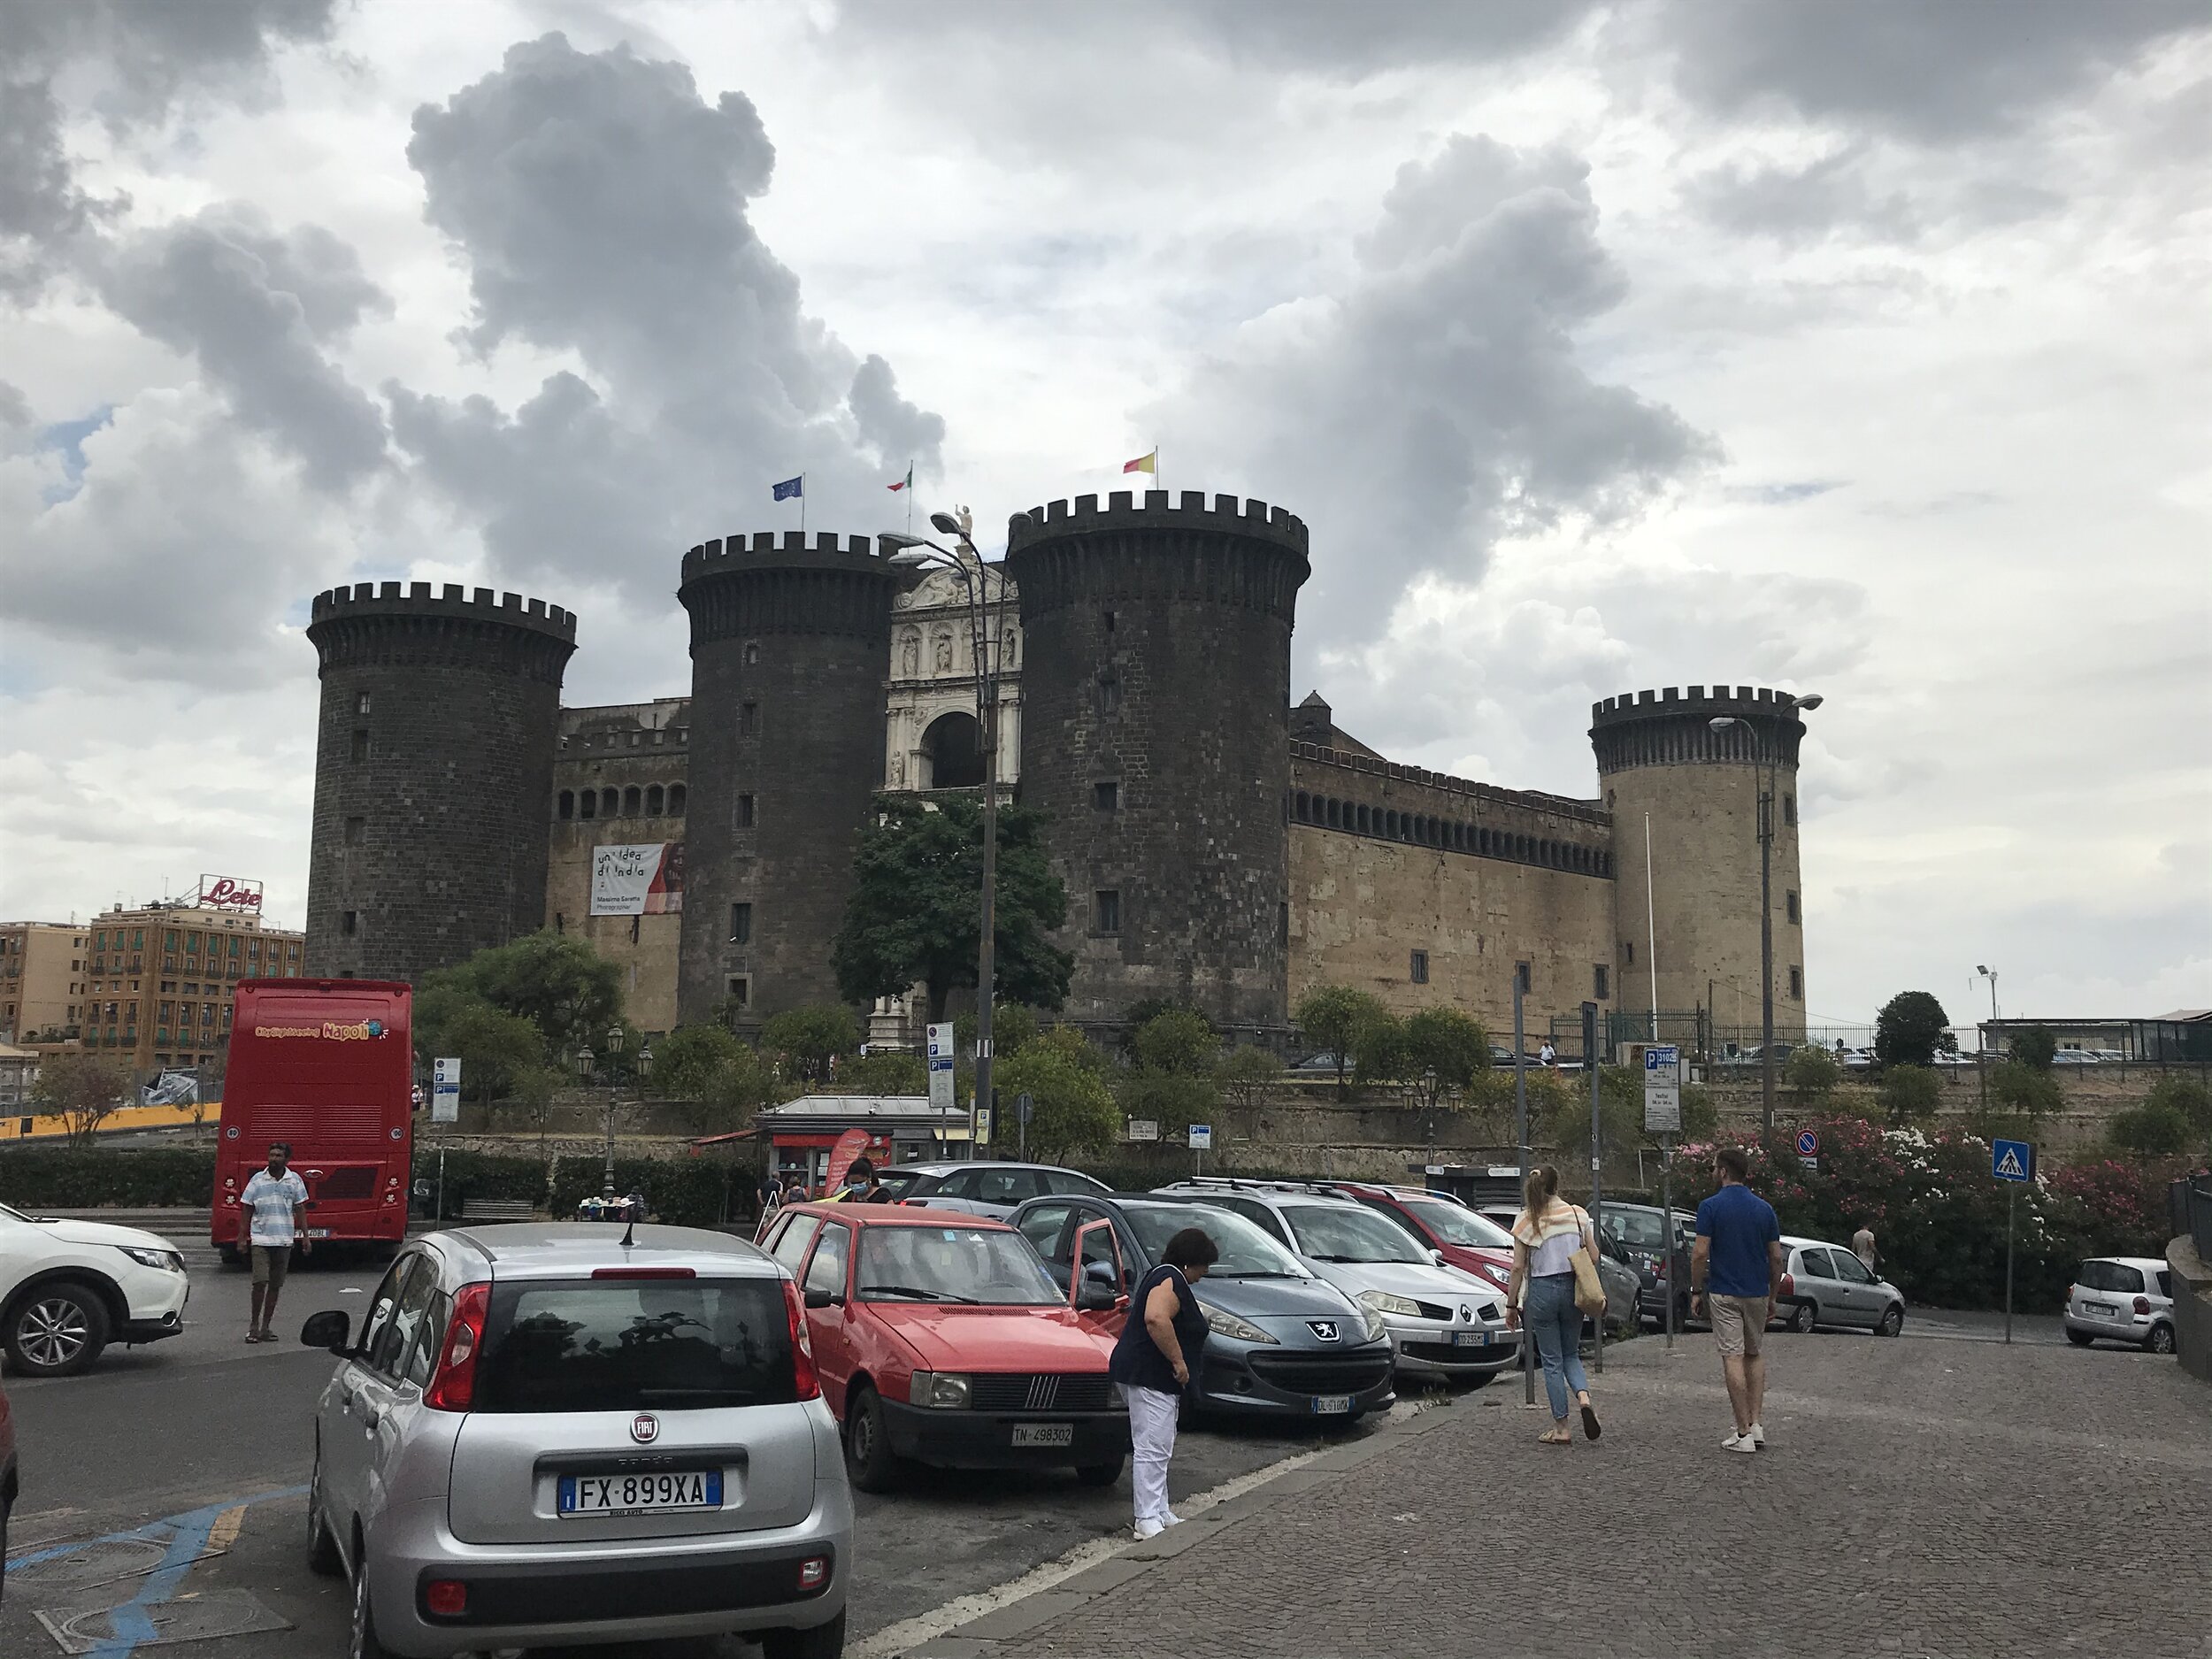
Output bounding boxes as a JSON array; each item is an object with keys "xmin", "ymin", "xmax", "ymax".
[
  {"xmin": 1008, "ymin": 1194, "xmax": 1397, "ymax": 1423},
  {"xmin": 298, "ymin": 1225, "xmax": 852, "ymax": 1658}
]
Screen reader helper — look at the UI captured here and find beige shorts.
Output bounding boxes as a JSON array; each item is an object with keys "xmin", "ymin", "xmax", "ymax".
[
  {"xmin": 250, "ymin": 1244, "xmax": 293, "ymax": 1288},
  {"xmin": 1709, "ymin": 1294, "xmax": 1769, "ymax": 1357}
]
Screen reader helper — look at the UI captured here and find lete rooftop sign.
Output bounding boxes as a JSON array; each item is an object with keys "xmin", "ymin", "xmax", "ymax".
[{"xmin": 197, "ymin": 875, "xmax": 264, "ymax": 911}]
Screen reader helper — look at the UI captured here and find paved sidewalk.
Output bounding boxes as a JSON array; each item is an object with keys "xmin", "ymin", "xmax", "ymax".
[{"xmin": 907, "ymin": 1331, "xmax": 2212, "ymax": 1659}]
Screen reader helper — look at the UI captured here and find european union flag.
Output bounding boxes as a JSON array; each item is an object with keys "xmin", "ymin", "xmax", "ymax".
[{"xmin": 772, "ymin": 475, "xmax": 803, "ymax": 501}]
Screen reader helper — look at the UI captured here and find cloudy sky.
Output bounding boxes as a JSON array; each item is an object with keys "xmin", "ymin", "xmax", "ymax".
[{"xmin": 3, "ymin": 1, "xmax": 2206, "ymax": 1028}]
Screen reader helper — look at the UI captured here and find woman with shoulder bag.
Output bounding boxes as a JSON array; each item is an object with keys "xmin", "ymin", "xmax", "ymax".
[{"xmin": 1505, "ymin": 1164, "xmax": 1604, "ymax": 1446}]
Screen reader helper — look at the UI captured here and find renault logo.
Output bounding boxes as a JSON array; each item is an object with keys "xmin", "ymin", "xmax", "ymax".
[
  {"xmin": 630, "ymin": 1412, "xmax": 660, "ymax": 1444},
  {"xmin": 1459, "ymin": 1304, "xmax": 1472, "ymax": 1323},
  {"xmin": 1306, "ymin": 1320, "xmax": 1339, "ymax": 1342}
]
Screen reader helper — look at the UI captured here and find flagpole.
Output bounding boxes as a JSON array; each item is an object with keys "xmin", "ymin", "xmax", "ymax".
[
  {"xmin": 799, "ymin": 473, "xmax": 806, "ymax": 537},
  {"xmin": 907, "ymin": 461, "xmax": 914, "ymax": 534}
]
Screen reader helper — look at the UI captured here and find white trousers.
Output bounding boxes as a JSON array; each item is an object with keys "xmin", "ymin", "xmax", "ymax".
[{"xmin": 1121, "ymin": 1383, "xmax": 1180, "ymax": 1522}]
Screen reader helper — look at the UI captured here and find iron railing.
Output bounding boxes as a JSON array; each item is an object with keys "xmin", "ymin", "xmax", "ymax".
[{"xmin": 2171, "ymin": 1174, "xmax": 2212, "ymax": 1262}]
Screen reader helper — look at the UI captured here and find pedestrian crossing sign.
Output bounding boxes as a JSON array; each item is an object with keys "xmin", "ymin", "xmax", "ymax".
[{"xmin": 1992, "ymin": 1138, "xmax": 2035, "ymax": 1183}]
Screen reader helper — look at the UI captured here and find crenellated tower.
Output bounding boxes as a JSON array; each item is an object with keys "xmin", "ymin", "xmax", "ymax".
[
  {"xmin": 1590, "ymin": 685, "xmax": 1809, "ymax": 1041},
  {"xmin": 1005, "ymin": 489, "xmax": 1310, "ymax": 1035},
  {"xmin": 676, "ymin": 531, "xmax": 903, "ymax": 1027},
  {"xmin": 304, "ymin": 581, "xmax": 576, "ymax": 984}
]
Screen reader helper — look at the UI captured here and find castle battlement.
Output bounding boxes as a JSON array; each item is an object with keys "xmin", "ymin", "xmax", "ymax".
[
  {"xmin": 308, "ymin": 580, "xmax": 576, "ymax": 641},
  {"xmin": 1590, "ymin": 684, "xmax": 1805, "ymax": 723},
  {"xmin": 1290, "ymin": 741, "xmax": 1611, "ymax": 829},
  {"xmin": 1008, "ymin": 489, "xmax": 1309, "ymax": 557},
  {"xmin": 680, "ymin": 531, "xmax": 889, "ymax": 581},
  {"xmin": 1590, "ymin": 684, "xmax": 1809, "ymax": 774}
]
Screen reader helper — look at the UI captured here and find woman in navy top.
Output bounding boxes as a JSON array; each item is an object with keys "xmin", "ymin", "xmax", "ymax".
[{"xmin": 1109, "ymin": 1226, "xmax": 1218, "ymax": 1539}]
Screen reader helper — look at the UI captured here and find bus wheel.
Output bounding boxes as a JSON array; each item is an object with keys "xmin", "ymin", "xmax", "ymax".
[{"xmin": 218, "ymin": 1246, "xmax": 243, "ymax": 1270}]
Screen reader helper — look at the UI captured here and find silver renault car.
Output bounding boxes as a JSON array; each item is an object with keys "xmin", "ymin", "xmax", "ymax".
[{"xmin": 298, "ymin": 1224, "xmax": 851, "ymax": 1658}]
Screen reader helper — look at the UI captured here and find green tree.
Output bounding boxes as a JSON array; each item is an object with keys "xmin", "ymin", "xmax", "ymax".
[
  {"xmin": 1217, "ymin": 1045, "xmax": 1286, "ymax": 1110},
  {"xmin": 33, "ymin": 1051, "xmax": 134, "ymax": 1143},
  {"xmin": 1880, "ymin": 1064, "xmax": 1940, "ymax": 1125},
  {"xmin": 413, "ymin": 995, "xmax": 547, "ymax": 1111},
  {"xmin": 760, "ymin": 1004, "xmax": 863, "ymax": 1086},
  {"xmin": 1293, "ymin": 985, "xmax": 1387, "ymax": 1098},
  {"xmin": 1403, "ymin": 1007, "xmax": 1490, "ymax": 1090},
  {"xmin": 652, "ymin": 1025, "xmax": 748, "ymax": 1102},
  {"xmin": 837, "ymin": 1051, "xmax": 928, "ymax": 1095},
  {"xmin": 2010, "ymin": 1025, "xmax": 2057, "ymax": 1070},
  {"xmin": 1352, "ymin": 1012, "xmax": 1412, "ymax": 1085},
  {"xmin": 2144, "ymin": 1073, "xmax": 2212, "ymax": 1151},
  {"xmin": 954, "ymin": 1003, "xmax": 1039, "ymax": 1060},
  {"xmin": 1120, "ymin": 1010, "xmax": 1219, "ymax": 1127},
  {"xmin": 1874, "ymin": 991, "xmax": 1949, "ymax": 1069},
  {"xmin": 831, "ymin": 794, "xmax": 1072, "ymax": 1023},
  {"xmin": 996, "ymin": 1040, "xmax": 1120, "ymax": 1159},
  {"xmin": 419, "ymin": 930, "xmax": 625, "ymax": 1060},
  {"xmin": 2108, "ymin": 1101, "xmax": 2193, "ymax": 1159},
  {"xmin": 1987, "ymin": 1058, "xmax": 2062, "ymax": 1124},
  {"xmin": 1786, "ymin": 1044, "xmax": 1843, "ymax": 1105}
]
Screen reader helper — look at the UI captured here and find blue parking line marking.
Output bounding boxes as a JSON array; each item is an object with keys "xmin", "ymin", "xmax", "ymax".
[{"xmin": 4, "ymin": 1486, "xmax": 304, "ymax": 1573}]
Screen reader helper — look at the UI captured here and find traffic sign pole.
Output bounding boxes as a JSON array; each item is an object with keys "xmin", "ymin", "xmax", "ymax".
[
  {"xmin": 1989, "ymin": 1137, "xmax": 2035, "ymax": 1346},
  {"xmin": 2005, "ymin": 1186, "xmax": 2016, "ymax": 1347},
  {"xmin": 1584, "ymin": 1002, "xmax": 1602, "ymax": 1376}
]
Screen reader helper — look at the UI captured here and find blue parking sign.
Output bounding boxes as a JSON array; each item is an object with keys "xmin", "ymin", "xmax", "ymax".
[{"xmin": 1992, "ymin": 1139, "xmax": 2035, "ymax": 1183}]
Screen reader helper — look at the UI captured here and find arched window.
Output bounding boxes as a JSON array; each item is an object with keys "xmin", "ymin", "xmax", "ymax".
[
  {"xmin": 646, "ymin": 784, "xmax": 664, "ymax": 816},
  {"xmin": 623, "ymin": 786, "xmax": 642, "ymax": 817},
  {"xmin": 557, "ymin": 790, "xmax": 574, "ymax": 820},
  {"xmin": 668, "ymin": 783, "xmax": 687, "ymax": 816},
  {"xmin": 743, "ymin": 640, "xmax": 760, "ymax": 666},
  {"xmin": 579, "ymin": 790, "xmax": 596, "ymax": 820},
  {"xmin": 1356, "ymin": 804, "xmax": 1371, "ymax": 833},
  {"xmin": 920, "ymin": 710, "xmax": 986, "ymax": 789},
  {"xmin": 601, "ymin": 787, "xmax": 619, "ymax": 818},
  {"xmin": 1294, "ymin": 791, "xmax": 1310, "ymax": 822}
]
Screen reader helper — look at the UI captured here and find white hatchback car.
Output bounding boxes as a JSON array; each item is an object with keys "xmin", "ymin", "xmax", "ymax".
[
  {"xmin": 2064, "ymin": 1256, "xmax": 2176, "ymax": 1354},
  {"xmin": 0, "ymin": 1202, "xmax": 190, "ymax": 1377}
]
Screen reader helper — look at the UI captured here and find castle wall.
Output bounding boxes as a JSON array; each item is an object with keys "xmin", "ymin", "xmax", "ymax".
[
  {"xmin": 1594, "ymin": 686, "xmax": 1808, "ymax": 1040},
  {"xmin": 545, "ymin": 699, "xmax": 691, "ymax": 1033},
  {"xmin": 305, "ymin": 582, "xmax": 574, "ymax": 986},
  {"xmin": 1006, "ymin": 490, "xmax": 1308, "ymax": 1035}
]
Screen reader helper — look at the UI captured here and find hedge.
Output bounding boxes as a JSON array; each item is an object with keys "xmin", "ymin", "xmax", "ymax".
[
  {"xmin": 0, "ymin": 1148, "xmax": 217, "ymax": 1208},
  {"xmin": 549, "ymin": 1156, "xmax": 741, "ymax": 1229}
]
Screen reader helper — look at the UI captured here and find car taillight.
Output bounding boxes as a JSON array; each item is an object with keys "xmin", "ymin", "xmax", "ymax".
[
  {"xmin": 2133, "ymin": 1296, "xmax": 2150, "ymax": 1316},
  {"xmin": 423, "ymin": 1283, "xmax": 489, "ymax": 1411},
  {"xmin": 1780, "ymin": 1273, "xmax": 1794, "ymax": 1299},
  {"xmin": 797, "ymin": 1556, "xmax": 830, "ymax": 1591},
  {"xmin": 783, "ymin": 1279, "xmax": 819, "ymax": 1400},
  {"xmin": 424, "ymin": 1579, "xmax": 468, "ymax": 1617},
  {"xmin": 1654, "ymin": 1257, "xmax": 1668, "ymax": 1279}
]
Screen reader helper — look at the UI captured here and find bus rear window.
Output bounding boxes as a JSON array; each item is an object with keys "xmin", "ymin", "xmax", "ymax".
[{"xmin": 472, "ymin": 1279, "xmax": 796, "ymax": 1413}]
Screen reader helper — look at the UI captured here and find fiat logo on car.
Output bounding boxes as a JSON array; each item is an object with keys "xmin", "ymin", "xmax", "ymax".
[{"xmin": 630, "ymin": 1412, "xmax": 659, "ymax": 1444}]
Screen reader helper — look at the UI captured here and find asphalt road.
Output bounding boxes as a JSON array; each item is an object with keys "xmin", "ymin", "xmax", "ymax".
[{"xmin": 2, "ymin": 1239, "xmax": 1388, "ymax": 1656}]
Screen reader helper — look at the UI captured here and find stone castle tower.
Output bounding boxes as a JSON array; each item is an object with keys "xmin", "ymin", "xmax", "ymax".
[
  {"xmin": 303, "ymin": 582, "xmax": 576, "ymax": 983},
  {"xmin": 1590, "ymin": 686, "xmax": 1809, "ymax": 1038},
  {"xmin": 1005, "ymin": 490, "xmax": 1310, "ymax": 1035},
  {"xmin": 674, "ymin": 531, "xmax": 904, "ymax": 1025}
]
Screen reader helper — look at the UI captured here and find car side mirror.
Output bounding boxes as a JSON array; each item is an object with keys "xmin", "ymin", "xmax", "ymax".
[
  {"xmin": 1431, "ymin": 1249, "xmax": 1448, "ymax": 1268},
  {"xmin": 1083, "ymin": 1260, "xmax": 1118, "ymax": 1286},
  {"xmin": 803, "ymin": 1287, "xmax": 840, "ymax": 1310},
  {"xmin": 1075, "ymin": 1283, "xmax": 1118, "ymax": 1312},
  {"xmin": 300, "ymin": 1310, "xmax": 350, "ymax": 1353}
]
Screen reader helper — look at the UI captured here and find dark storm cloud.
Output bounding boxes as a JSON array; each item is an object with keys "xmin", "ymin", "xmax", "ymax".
[
  {"xmin": 1647, "ymin": 0, "xmax": 2208, "ymax": 141},
  {"xmin": 1155, "ymin": 135, "xmax": 1713, "ymax": 650},
  {"xmin": 0, "ymin": 0, "xmax": 336, "ymax": 297},
  {"xmin": 100, "ymin": 206, "xmax": 390, "ymax": 489},
  {"xmin": 1687, "ymin": 148, "xmax": 1924, "ymax": 246},
  {"xmin": 392, "ymin": 34, "xmax": 944, "ymax": 600}
]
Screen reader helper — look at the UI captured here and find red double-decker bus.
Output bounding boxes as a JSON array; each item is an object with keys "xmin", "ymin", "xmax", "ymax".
[{"xmin": 212, "ymin": 980, "xmax": 414, "ymax": 1262}]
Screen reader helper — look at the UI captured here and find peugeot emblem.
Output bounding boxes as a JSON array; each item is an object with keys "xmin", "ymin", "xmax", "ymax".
[
  {"xmin": 1307, "ymin": 1320, "xmax": 1339, "ymax": 1342},
  {"xmin": 630, "ymin": 1412, "xmax": 659, "ymax": 1444}
]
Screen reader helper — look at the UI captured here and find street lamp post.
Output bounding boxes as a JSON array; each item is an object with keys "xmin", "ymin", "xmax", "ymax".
[
  {"xmin": 882, "ymin": 511, "xmax": 1030, "ymax": 1156},
  {"xmin": 603, "ymin": 1025, "xmax": 626, "ymax": 1201},
  {"xmin": 1709, "ymin": 695, "xmax": 1823, "ymax": 1146}
]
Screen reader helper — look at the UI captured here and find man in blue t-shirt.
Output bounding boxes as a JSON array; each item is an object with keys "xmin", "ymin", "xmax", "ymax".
[{"xmin": 1692, "ymin": 1146, "xmax": 1783, "ymax": 1454}]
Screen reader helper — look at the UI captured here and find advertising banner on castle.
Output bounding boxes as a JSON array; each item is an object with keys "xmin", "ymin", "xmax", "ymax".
[{"xmin": 590, "ymin": 843, "xmax": 686, "ymax": 916}]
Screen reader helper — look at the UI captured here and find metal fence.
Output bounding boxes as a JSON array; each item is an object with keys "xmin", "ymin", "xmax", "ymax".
[{"xmin": 2173, "ymin": 1174, "xmax": 2212, "ymax": 1261}]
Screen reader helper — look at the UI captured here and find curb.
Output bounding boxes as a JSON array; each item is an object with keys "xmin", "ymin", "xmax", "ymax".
[{"xmin": 896, "ymin": 1396, "xmax": 1473, "ymax": 1657}]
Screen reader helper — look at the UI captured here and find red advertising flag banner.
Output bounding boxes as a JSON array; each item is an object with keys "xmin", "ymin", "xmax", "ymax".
[{"xmin": 823, "ymin": 1127, "xmax": 872, "ymax": 1194}]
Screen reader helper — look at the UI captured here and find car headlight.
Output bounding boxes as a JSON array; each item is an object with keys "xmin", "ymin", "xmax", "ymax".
[
  {"xmin": 116, "ymin": 1245, "xmax": 183, "ymax": 1272},
  {"xmin": 1359, "ymin": 1304, "xmax": 1388, "ymax": 1343},
  {"xmin": 1357, "ymin": 1290, "xmax": 1424, "ymax": 1319},
  {"xmin": 1199, "ymin": 1302, "xmax": 1279, "ymax": 1345},
  {"xmin": 908, "ymin": 1371, "xmax": 972, "ymax": 1409},
  {"xmin": 1479, "ymin": 1262, "xmax": 1512, "ymax": 1287}
]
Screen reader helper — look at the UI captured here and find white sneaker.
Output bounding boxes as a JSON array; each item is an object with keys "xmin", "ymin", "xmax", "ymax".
[
  {"xmin": 1722, "ymin": 1432, "xmax": 1755, "ymax": 1453},
  {"xmin": 1160, "ymin": 1510, "xmax": 1184, "ymax": 1526},
  {"xmin": 1747, "ymin": 1422, "xmax": 1766, "ymax": 1448},
  {"xmin": 1133, "ymin": 1517, "xmax": 1167, "ymax": 1540}
]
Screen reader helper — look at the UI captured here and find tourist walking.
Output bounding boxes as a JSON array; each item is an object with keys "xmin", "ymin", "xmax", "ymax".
[
  {"xmin": 1505, "ymin": 1165, "xmax": 1602, "ymax": 1445},
  {"xmin": 1691, "ymin": 1146, "xmax": 1785, "ymax": 1453},
  {"xmin": 1108, "ymin": 1225, "xmax": 1218, "ymax": 1539},
  {"xmin": 241, "ymin": 1141, "xmax": 310, "ymax": 1343},
  {"xmin": 1852, "ymin": 1221, "xmax": 1878, "ymax": 1276}
]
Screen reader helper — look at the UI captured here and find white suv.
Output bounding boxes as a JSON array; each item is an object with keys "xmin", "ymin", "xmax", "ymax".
[{"xmin": 0, "ymin": 1202, "xmax": 190, "ymax": 1377}]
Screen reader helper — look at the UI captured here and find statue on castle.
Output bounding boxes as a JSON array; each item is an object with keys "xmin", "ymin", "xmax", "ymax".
[{"xmin": 933, "ymin": 634, "xmax": 954, "ymax": 673}]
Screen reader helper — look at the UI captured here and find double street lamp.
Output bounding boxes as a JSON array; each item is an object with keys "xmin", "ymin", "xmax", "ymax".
[
  {"xmin": 1709, "ymin": 694, "xmax": 1823, "ymax": 1143},
  {"xmin": 880, "ymin": 511, "xmax": 1025, "ymax": 1157}
]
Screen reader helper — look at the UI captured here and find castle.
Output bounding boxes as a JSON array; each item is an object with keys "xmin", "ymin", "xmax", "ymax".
[{"xmin": 303, "ymin": 488, "xmax": 1811, "ymax": 1052}]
